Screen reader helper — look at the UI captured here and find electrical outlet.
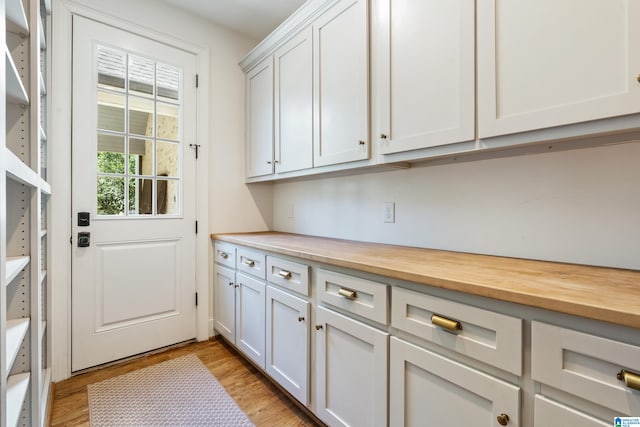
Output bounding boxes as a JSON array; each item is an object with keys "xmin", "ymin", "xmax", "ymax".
[{"xmin": 383, "ymin": 202, "xmax": 395, "ymax": 223}]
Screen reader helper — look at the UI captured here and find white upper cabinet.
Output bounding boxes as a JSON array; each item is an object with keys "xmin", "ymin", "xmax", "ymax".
[
  {"xmin": 313, "ymin": 0, "xmax": 369, "ymax": 167},
  {"xmin": 478, "ymin": 0, "xmax": 640, "ymax": 138},
  {"xmin": 246, "ymin": 57, "xmax": 274, "ymax": 177},
  {"xmin": 376, "ymin": 0, "xmax": 475, "ymax": 155},
  {"xmin": 274, "ymin": 27, "xmax": 314, "ymax": 173}
]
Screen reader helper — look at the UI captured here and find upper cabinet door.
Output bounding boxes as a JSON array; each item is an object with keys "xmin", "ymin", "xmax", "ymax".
[
  {"xmin": 274, "ymin": 27, "xmax": 314, "ymax": 174},
  {"xmin": 376, "ymin": 0, "xmax": 475, "ymax": 155},
  {"xmin": 313, "ymin": 0, "xmax": 369, "ymax": 167},
  {"xmin": 478, "ymin": 0, "xmax": 640, "ymax": 138},
  {"xmin": 246, "ymin": 57, "xmax": 274, "ymax": 177}
]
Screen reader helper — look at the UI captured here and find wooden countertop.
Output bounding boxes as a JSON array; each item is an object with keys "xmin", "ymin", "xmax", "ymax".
[{"xmin": 212, "ymin": 232, "xmax": 640, "ymax": 329}]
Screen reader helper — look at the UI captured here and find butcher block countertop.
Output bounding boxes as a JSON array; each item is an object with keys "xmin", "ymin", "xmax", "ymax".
[{"xmin": 212, "ymin": 232, "xmax": 640, "ymax": 329}]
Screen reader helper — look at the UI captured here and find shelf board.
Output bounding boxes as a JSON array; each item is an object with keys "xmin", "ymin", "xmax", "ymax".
[
  {"xmin": 38, "ymin": 17, "xmax": 46, "ymax": 50},
  {"xmin": 40, "ymin": 124, "xmax": 47, "ymax": 142},
  {"xmin": 6, "ymin": 46, "xmax": 30, "ymax": 105},
  {"xmin": 40, "ymin": 229, "xmax": 47, "ymax": 239},
  {"xmin": 7, "ymin": 372, "xmax": 30, "ymax": 427},
  {"xmin": 40, "ymin": 70, "xmax": 46, "ymax": 95},
  {"xmin": 40, "ymin": 270, "xmax": 47, "ymax": 285},
  {"xmin": 6, "ymin": 0, "xmax": 29, "ymax": 35},
  {"xmin": 40, "ymin": 320, "xmax": 46, "ymax": 341},
  {"xmin": 5, "ymin": 148, "xmax": 41, "ymax": 188},
  {"xmin": 5, "ymin": 256, "xmax": 30, "ymax": 285},
  {"xmin": 5, "ymin": 318, "xmax": 30, "ymax": 376},
  {"xmin": 43, "ymin": 0, "xmax": 51, "ymax": 15},
  {"xmin": 40, "ymin": 367, "xmax": 51, "ymax": 420}
]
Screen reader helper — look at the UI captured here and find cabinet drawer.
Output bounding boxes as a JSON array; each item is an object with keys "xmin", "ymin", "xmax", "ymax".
[
  {"xmin": 532, "ymin": 321, "xmax": 640, "ymax": 415},
  {"xmin": 266, "ymin": 256, "xmax": 310, "ymax": 296},
  {"xmin": 533, "ymin": 395, "xmax": 608, "ymax": 427},
  {"xmin": 214, "ymin": 242, "xmax": 236, "ymax": 268},
  {"xmin": 236, "ymin": 247, "xmax": 266, "ymax": 279},
  {"xmin": 317, "ymin": 269, "xmax": 388, "ymax": 325},
  {"xmin": 391, "ymin": 287, "xmax": 522, "ymax": 375}
]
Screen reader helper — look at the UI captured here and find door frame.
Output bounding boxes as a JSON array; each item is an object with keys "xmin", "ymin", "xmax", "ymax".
[{"xmin": 50, "ymin": 0, "xmax": 210, "ymax": 381}]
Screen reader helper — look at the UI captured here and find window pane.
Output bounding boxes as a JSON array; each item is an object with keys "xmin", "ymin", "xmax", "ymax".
[
  {"xmin": 97, "ymin": 176, "xmax": 125, "ymax": 215},
  {"xmin": 157, "ymin": 179, "xmax": 179, "ymax": 215},
  {"xmin": 156, "ymin": 141, "xmax": 179, "ymax": 178},
  {"xmin": 128, "ymin": 55, "xmax": 154, "ymax": 97},
  {"xmin": 157, "ymin": 103, "xmax": 179, "ymax": 141},
  {"xmin": 157, "ymin": 63, "xmax": 180, "ymax": 102},
  {"xmin": 97, "ymin": 91, "xmax": 125, "ymax": 132},
  {"xmin": 129, "ymin": 96, "xmax": 154, "ymax": 137},
  {"xmin": 97, "ymin": 45, "xmax": 125, "ymax": 91},
  {"xmin": 128, "ymin": 178, "xmax": 153, "ymax": 215},
  {"xmin": 97, "ymin": 134, "xmax": 125, "ymax": 174},
  {"xmin": 129, "ymin": 138, "xmax": 153, "ymax": 176}
]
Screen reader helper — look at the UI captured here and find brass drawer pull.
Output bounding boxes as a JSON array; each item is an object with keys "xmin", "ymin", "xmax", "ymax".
[
  {"xmin": 278, "ymin": 270, "xmax": 292, "ymax": 279},
  {"xmin": 243, "ymin": 259, "xmax": 255, "ymax": 267},
  {"xmin": 431, "ymin": 314, "xmax": 462, "ymax": 332},
  {"xmin": 338, "ymin": 288, "xmax": 357, "ymax": 300},
  {"xmin": 617, "ymin": 369, "xmax": 640, "ymax": 391},
  {"xmin": 298, "ymin": 316, "xmax": 305, "ymax": 322},
  {"xmin": 220, "ymin": 252, "xmax": 229, "ymax": 259},
  {"xmin": 315, "ymin": 325, "xmax": 323, "ymax": 330}
]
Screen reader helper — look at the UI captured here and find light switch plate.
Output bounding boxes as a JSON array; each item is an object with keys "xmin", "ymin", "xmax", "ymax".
[{"xmin": 383, "ymin": 202, "xmax": 395, "ymax": 223}]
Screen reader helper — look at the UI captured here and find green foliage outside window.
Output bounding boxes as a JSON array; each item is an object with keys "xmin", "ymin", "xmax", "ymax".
[{"xmin": 97, "ymin": 151, "xmax": 137, "ymax": 215}]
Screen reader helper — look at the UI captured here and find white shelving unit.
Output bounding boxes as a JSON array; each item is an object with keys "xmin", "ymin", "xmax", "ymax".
[{"xmin": 1, "ymin": 0, "xmax": 51, "ymax": 426}]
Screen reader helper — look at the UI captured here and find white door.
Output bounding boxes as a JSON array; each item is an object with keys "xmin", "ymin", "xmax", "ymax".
[
  {"xmin": 389, "ymin": 337, "xmax": 521, "ymax": 427},
  {"xmin": 313, "ymin": 0, "xmax": 369, "ymax": 167},
  {"xmin": 315, "ymin": 306, "xmax": 388, "ymax": 427},
  {"xmin": 266, "ymin": 285, "xmax": 310, "ymax": 404},
  {"xmin": 235, "ymin": 272, "xmax": 266, "ymax": 369},
  {"xmin": 71, "ymin": 16, "xmax": 198, "ymax": 371},
  {"xmin": 376, "ymin": 0, "xmax": 475, "ymax": 154}
]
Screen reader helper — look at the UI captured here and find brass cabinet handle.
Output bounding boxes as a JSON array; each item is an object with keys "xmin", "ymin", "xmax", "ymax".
[
  {"xmin": 617, "ymin": 369, "xmax": 640, "ymax": 391},
  {"xmin": 315, "ymin": 325, "xmax": 323, "ymax": 330},
  {"xmin": 431, "ymin": 314, "xmax": 462, "ymax": 332},
  {"xmin": 278, "ymin": 270, "xmax": 292, "ymax": 279},
  {"xmin": 298, "ymin": 316, "xmax": 305, "ymax": 322},
  {"xmin": 497, "ymin": 413, "xmax": 509, "ymax": 426},
  {"xmin": 380, "ymin": 133, "xmax": 388, "ymax": 139},
  {"xmin": 338, "ymin": 288, "xmax": 357, "ymax": 300},
  {"xmin": 220, "ymin": 252, "xmax": 229, "ymax": 259},
  {"xmin": 358, "ymin": 140, "xmax": 366, "ymax": 145},
  {"xmin": 243, "ymin": 259, "xmax": 255, "ymax": 267}
]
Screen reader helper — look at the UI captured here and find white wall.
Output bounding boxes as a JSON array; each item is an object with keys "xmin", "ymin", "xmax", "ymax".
[{"xmin": 273, "ymin": 141, "xmax": 640, "ymax": 270}]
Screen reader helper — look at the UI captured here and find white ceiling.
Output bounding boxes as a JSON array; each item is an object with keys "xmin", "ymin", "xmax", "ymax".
[{"xmin": 160, "ymin": 0, "xmax": 307, "ymax": 41}]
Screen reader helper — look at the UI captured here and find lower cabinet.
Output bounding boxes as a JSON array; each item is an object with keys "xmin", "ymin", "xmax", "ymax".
[
  {"xmin": 315, "ymin": 306, "xmax": 389, "ymax": 427},
  {"xmin": 235, "ymin": 273, "xmax": 266, "ymax": 369},
  {"xmin": 214, "ymin": 265, "xmax": 266, "ymax": 369},
  {"xmin": 533, "ymin": 395, "xmax": 609, "ymax": 427},
  {"xmin": 389, "ymin": 337, "xmax": 521, "ymax": 427},
  {"xmin": 266, "ymin": 285, "xmax": 310, "ymax": 404}
]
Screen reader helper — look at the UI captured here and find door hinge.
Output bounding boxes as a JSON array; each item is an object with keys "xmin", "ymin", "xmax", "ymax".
[
  {"xmin": 195, "ymin": 220, "xmax": 198, "ymax": 234},
  {"xmin": 196, "ymin": 74, "xmax": 199, "ymax": 88},
  {"xmin": 195, "ymin": 292, "xmax": 198, "ymax": 306}
]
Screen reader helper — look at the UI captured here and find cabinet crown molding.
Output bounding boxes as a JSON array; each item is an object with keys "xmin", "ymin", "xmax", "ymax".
[{"xmin": 239, "ymin": 0, "xmax": 338, "ymax": 73}]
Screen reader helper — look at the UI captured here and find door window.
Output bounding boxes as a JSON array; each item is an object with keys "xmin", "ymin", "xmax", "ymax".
[{"xmin": 95, "ymin": 45, "xmax": 182, "ymax": 216}]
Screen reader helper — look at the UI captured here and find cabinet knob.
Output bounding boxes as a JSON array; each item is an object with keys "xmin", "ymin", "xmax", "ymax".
[
  {"xmin": 358, "ymin": 140, "xmax": 366, "ymax": 145},
  {"xmin": 220, "ymin": 252, "xmax": 229, "ymax": 259},
  {"xmin": 234, "ymin": 284, "xmax": 239, "ymax": 288},
  {"xmin": 266, "ymin": 161, "xmax": 272, "ymax": 164},
  {"xmin": 380, "ymin": 133, "xmax": 388, "ymax": 139},
  {"xmin": 637, "ymin": 73, "xmax": 640, "ymax": 84},
  {"xmin": 315, "ymin": 325, "xmax": 323, "ymax": 330},
  {"xmin": 298, "ymin": 316, "xmax": 305, "ymax": 322},
  {"xmin": 228, "ymin": 282, "xmax": 234, "ymax": 287},
  {"xmin": 497, "ymin": 413, "xmax": 509, "ymax": 426}
]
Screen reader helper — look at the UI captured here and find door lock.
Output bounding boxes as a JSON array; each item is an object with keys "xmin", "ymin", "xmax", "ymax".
[
  {"xmin": 77, "ymin": 232, "xmax": 91, "ymax": 247},
  {"xmin": 78, "ymin": 212, "xmax": 90, "ymax": 226}
]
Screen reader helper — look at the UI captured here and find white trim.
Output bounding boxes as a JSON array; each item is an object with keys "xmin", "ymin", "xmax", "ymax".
[{"xmin": 50, "ymin": 0, "xmax": 210, "ymax": 381}]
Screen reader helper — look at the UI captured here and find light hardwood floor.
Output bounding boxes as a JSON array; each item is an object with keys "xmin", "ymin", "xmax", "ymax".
[{"xmin": 49, "ymin": 338, "xmax": 321, "ymax": 426}]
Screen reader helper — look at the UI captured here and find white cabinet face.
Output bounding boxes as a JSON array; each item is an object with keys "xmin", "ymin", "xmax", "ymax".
[
  {"xmin": 377, "ymin": 0, "xmax": 475, "ymax": 154},
  {"xmin": 214, "ymin": 265, "xmax": 236, "ymax": 343},
  {"xmin": 313, "ymin": 0, "xmax": 369, "ymax": 167},
  {"xmin": 534, "ymin": 395, "xmax": 609, "ymax": 427},
  {"xmin": 390, "ymin": 337, "xmax": 521, "ymax": 427},
  {"xmin": 315, "ymin": 306, "xmax": 388, "ymax": 427},
  {"xmin": 478, "ymin": 0, "xmax": 640, "ymax": 138},
  {"xmin": 266, "ymin": 286, "xmax": 310, "ymax": 404},
  {"xmin": 274, "ymin": 27, "xmax": 313, "ymax": 173},
  {"xmin": 235, "ymin": 273, "xmax": 266, "ymax": 369},
  {"xmin": 246, "ymin": 57, "xmax": 274, "ymax": 177}
]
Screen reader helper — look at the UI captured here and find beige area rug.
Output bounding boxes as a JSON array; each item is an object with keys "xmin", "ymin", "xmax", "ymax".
[{"xmin": 87, "ymin": 354, "xmax": 254, "ymax": 427}]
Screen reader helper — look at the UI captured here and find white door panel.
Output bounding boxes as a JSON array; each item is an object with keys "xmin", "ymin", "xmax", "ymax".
[{"xmin": 72, "ymin": 16, "xmax": 197, "ymax": 371}]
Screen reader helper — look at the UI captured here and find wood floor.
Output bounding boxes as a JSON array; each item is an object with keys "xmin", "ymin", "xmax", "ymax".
[{"xmin": 49, "ymin": 338, "xmax": 321, "ymax": 426}]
